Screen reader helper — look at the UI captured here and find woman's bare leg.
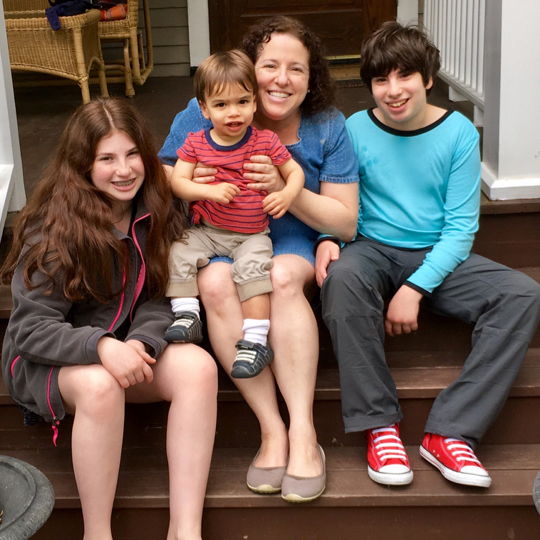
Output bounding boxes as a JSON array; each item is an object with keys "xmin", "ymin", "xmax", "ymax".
[
  {"xmin": 198, "ymin": 263, "xmax": 289, "ymax": 468},
  {"xmin": 268, "ymin": 254, "xmax": 322, "ymax": 477},
  {"xmin": 58, "ymin": 364, "xmax": 125, "ymax": 540},
  {"xmin": 127, "ymin": 343, "xmax": 218, "ymax": 540}
]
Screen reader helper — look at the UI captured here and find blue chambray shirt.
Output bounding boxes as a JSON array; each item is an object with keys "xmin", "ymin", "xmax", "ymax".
[{"xmin": 159, "ymin": 98, "xmax": 359, "ymax": 264}]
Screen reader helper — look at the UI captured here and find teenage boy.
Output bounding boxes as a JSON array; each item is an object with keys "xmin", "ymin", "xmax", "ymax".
[
  {"xmin": 165, "ymin": 50, "xmax": 304, "ymax": 379},
  {"xmin": 318, "ymin": 22, "xmax": 540, "ymax": 488}
]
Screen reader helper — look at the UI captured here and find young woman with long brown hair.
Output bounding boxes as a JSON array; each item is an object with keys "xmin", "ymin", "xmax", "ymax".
[{"xmin": 1, "ymin": 97, "xmax": 217, "ymax": 540}]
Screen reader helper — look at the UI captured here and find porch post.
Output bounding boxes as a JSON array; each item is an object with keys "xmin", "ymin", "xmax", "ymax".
[
  {"xmin": 397, "ymin": 0, "xmax": 419, "ymax": 25},
  {"xmin": 482, "ymin": 0, "xmax": 540, "ymax": 200},
  {"xmin": 0, "ymin": 7, "xmax": 26, "ymax": 240},
  {"xmin": 186, "ymin": 0, "xmax": 210, "ymax": 69}
]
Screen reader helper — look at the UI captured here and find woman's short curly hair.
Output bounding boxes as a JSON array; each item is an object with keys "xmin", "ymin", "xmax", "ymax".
[{"xmin": 240, "ymin": 16, "xmax": 337, "ymax": 116}]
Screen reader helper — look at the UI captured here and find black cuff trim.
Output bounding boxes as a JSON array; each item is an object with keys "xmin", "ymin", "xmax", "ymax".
[
  {"xmin": 404, "ymin": 280, "xmax": 431, "ymax": 298},
  {"xmin": 313, "ymin": 236, "xmax": 341, "ymax": 256}
]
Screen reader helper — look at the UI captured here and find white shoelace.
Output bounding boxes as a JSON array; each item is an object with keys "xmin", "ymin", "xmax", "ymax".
[
  {"xmin": 372, "ymin": 426, "xmax": 407, "ymax": 462},
  {"xmin": 235, "ymin": 349, "xmax": 257, "ymax": 364},
  {"xmin": 443, "ymin": 438, "xmax": 482, "ymax": 465},
  {"xmin": 170, "ymin": 317, "xmax": 196, "ymax": 331}
]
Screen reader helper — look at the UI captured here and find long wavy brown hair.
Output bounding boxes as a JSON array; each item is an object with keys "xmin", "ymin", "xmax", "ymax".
[
  {"xmin": 240, "ymin": 15, "xmax": 337, "ymax": 116},
  {"xmin": 1, "ymin": 98, "xmax": 185, "ymax": 303}
]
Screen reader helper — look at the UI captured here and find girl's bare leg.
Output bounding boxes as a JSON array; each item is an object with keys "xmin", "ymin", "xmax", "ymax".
[
  {"xmin": 198, "ymin": 263, "xmax": 289, "ymax": 469},
  {"xmin": 58, "ymin": 364, "xmax": 125, "ymax": 540},
  {"xmin": 127, "ymin": 343, "xmax": 218, "ymax": 540}
]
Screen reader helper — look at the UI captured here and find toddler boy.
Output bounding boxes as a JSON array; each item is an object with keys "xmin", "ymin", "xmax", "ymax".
[{"xmin": 166, "ymin": 50, "xmax": 304, "ymax": 379}]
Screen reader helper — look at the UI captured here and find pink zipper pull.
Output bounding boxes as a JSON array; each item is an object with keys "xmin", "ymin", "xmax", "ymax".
[{"xmin": 51, "ymin": 418, "xmax": 60, "ymax": 446}]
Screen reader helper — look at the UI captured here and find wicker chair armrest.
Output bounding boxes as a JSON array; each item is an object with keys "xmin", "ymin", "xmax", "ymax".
[{"xmin": 5, "ymin": 9, "xmax": 102, "ymax": 30}]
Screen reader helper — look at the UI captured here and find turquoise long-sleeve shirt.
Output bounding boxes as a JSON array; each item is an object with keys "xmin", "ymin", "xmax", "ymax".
[{"xmin": 345, "ymin": 109, "xmax": 481, "ymax": 294}]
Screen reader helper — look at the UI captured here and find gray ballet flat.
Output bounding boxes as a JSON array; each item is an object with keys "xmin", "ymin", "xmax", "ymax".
[
  {"xmin": 246, "ymin": 450, "xmax": 287, "ymax": 494},
  {"xmin": 281, "ymin": 445, "xmax": 326, "ymax": 503}
]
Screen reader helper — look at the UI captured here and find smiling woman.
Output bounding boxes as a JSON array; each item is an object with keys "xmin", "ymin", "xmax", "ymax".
[
  {"xmin": 159, "ymin": 15, "xmax": 360, "ymax": 503},
  {"xmin": 252, "ymin": 32, "xmax": 310, "ymax": 133}
]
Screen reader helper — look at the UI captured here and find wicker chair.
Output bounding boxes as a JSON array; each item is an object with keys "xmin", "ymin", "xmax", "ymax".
[
  {"xmin": 3, "ymin": 1, "xmax": 153, "ymax": 97},
  {"xmin": 4, "ymin": 8, "xmax": 108, "ymax": 103},
  {"xmin": 98, "ymin": 0, "xmax": 154, "ymax": 97}
]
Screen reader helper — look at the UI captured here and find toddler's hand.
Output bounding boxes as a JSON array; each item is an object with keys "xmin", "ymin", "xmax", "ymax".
[
  {"xmin": 207, "ymin": 183, "xmax": 241, "ymax": 204},
  {"xmin": 263, "ymin": 191, "xmax": 293, "ymax": 219}
]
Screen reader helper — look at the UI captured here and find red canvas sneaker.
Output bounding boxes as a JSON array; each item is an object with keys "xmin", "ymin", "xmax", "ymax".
[
  {"xmin": 365, "ymin": 423, "xmax": 413, "ymax": 485},
  {"xmin": 420, "ymin": 433, "xmax": 491, "ymax": 488}
]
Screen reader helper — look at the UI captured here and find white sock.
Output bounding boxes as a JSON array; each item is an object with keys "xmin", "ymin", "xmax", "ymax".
[
  {"xmin": 171, "ymin": 297, "xmax": 200, "ymax": 318},
  {"xmin": 242, "ymin": 318, "xmax": 270, "ymax": 346}
]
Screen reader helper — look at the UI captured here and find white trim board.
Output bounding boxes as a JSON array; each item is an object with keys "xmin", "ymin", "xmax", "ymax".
[{"xmin": 481, "ymin": 162, "xmax": 540, "ymax": 200}]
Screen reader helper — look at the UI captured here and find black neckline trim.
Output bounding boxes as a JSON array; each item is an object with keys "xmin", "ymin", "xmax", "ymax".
[
  {"xmin": 367, "ymin": 108, "xmax": 454, "ymax": 136},
  {"xmin": 204, "ymin": 125, "xmax": 252, "ymax": 151}
]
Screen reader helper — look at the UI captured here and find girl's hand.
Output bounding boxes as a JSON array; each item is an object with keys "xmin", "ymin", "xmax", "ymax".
[
  {"xmin": 315, "ymin": 240, "xmax": 341, "ymax": 287},
  {"xmin": 244, "ymin": 155, "xmax": 286, "ymax": 193},
  {"xmin": 207, "ymin": 183, "xmax": 241, "ymax": 203},
  {"xmin": 191, "ymin": 162, "xmax": 218, "ymax": 184},
  {"xmin": 97, "ymin": 336, "xmax": 156, "ymax": 388}
]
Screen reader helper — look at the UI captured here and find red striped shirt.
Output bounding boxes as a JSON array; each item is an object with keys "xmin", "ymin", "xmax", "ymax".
[{"xmin": 177, "ymin": 126, "xmax": 292, "ymax": 233}]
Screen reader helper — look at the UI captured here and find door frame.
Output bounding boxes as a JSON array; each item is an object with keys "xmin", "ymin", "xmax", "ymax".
[
  {"xmin": 0, "ymin": 7, "xmax": 26, "ymax": 242},
  {"xmin": 187, "ymin": 0, "xmax": 418, "ymax": 68}
]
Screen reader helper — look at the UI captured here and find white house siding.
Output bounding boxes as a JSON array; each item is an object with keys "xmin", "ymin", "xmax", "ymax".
[{"xmin": 102, "ymin": 0, "xmax": 190, "ymax": 77}]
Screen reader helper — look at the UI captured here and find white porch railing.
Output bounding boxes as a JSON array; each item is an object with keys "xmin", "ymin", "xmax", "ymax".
[
  {"xmin": 424, "ymin": 0, "xmax": 540, "ymax": 200},
  {"xmin": 424, "ymin": 0, "xmax": 485, "ymax": 113}
]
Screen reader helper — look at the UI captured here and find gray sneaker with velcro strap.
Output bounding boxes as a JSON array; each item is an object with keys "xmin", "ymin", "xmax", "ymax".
[
  {"xmin": 164, "ymin": 311, "xmax": 203, "ymax": 344},
  {"xmin": 231, "ymin": 340, "xmax": 274, "ymax": 379}
]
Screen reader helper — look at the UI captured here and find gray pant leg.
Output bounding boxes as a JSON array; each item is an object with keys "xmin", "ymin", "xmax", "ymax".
[
  {"xmin": 424, "ymin": 254, "xmax": 540, "ymax": 448},
  {"xmin": 321, "ymin": 240, "xmax": 406, "ymax": 433}
]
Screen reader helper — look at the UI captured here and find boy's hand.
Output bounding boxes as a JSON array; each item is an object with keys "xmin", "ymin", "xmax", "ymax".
[
  {"xmin": 97, "ymin": 337, "xmax": 156, "ymax": 388},
  {"xmin": 315, "ymin": 240, "xmax": 340, "ymax": 287},
  {"xmin": 244, "ymin": 155, "xmax": 286, "ymax": 193},
  {"xmin": 262, "ymin": 190, "xmax": 295, "ymax": 219},
  {"xmin": 385, "ymin": 285, "xmax": 423, "ymax": 337},
  {"xmin": 207, "ymin": 182, "xmax": 241, "ymax": 204}
]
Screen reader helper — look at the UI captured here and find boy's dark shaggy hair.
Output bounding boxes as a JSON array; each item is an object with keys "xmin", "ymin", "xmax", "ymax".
[
  {"xmin": 361, "ymin": 21, "xmax": 441, "ymax": 95},
  {"xmin": 240, "ymin": 15, "xmax": 337, "ymax": 116}
]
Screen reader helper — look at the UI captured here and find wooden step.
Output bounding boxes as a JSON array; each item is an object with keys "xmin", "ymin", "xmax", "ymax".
[
  {"xmin": 474, "ymin": 206, "xmax": 540, "ymax": 268},
  {"xmin": 3, "ymin": 348, "xmax": 540, "ymax": 449},
  {"xmin": 2, "ymin": 267, "xmax": 539, "ymax": 358},
  {"xmin": 0, "ymin": 444, "xmax": 538, "ymax": 540}
]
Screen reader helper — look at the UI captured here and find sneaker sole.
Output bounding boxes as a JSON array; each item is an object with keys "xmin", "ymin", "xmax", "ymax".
[
  {"xmin": 281, "ymin": 485, "xmax": 325, "ymax": 503},
  {"xmin": 247, "ymin": 482, "xmax": 282, "ymax": 494},
  {"xmin": 419, "ymin": 445, "xmax": 492, "ymax": 488},
  {"xmin": 231, "ymin": 365, "xmax": 265, "ymax": 379},
  {"xmin": 368, "ymin": 465, "xmax": 413, "ymax": 486},
  {"xmin": 164, "ymin": 333, "xmax": 203, "ymax": 344}
]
